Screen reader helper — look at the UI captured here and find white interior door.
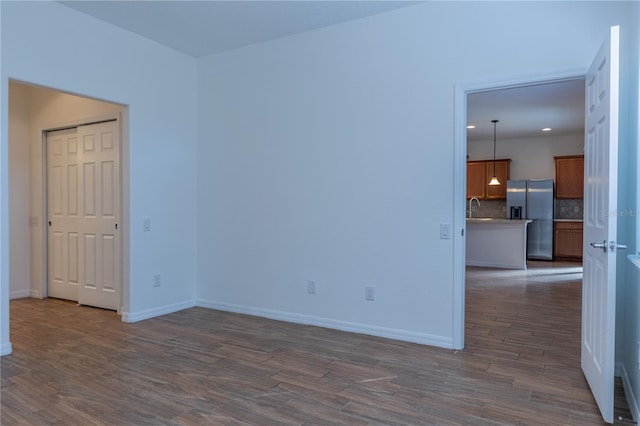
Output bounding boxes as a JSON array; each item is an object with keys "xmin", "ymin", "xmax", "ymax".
[
  {"xmin": 46, "ymin": 121, "xmax": 119, "ymax": 311},
  {"xmin": 76, "ymin": 121, "xmax": 120, "ymax": 311},
  {"xmin": 582, "ymin": 25, "xmax": 619, "ymax": 424},
  {"xmin": 47, "ymin": 128, "xmax": 80, "ymax": 301}
]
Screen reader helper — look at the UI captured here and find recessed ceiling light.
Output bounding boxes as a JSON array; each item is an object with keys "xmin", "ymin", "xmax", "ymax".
[
  {"xmin": 467, "ymin": 125, "xmax": 476, "ymax": 129},
  {"xmin": 542, "ymin": 127, "xmax": 552, "ymax": 132}
]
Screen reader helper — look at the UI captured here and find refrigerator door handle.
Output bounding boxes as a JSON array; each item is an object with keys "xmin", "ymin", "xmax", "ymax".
[{"xmin": 524, "ymin": 183, "xmax": 528, "ymax": 219}]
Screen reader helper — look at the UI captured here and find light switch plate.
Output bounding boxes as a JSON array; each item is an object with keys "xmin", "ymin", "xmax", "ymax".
[
  {"xmin": 307, "ymin": 280, "xmax": 316, "ymax": 294},
  {"xmin": 440, "ymin": 223, "xmax": 451, "ymax": 239}
]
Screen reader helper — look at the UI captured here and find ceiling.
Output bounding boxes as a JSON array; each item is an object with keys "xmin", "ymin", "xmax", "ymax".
[
  {"xmin": 466, "ymin": 79, "xmax": 585, "ymax": 142},
  {"xmin": 57, "ymin": 1, "xmax": 585, "ymax": 141},
  {"xmin": 58, "ymin": 1, "xmax": 422, "ymax": 58}
]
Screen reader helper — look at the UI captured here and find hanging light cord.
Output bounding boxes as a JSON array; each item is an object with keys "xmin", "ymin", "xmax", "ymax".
[{"xmin": 492, "ymin": 119, "xmax": 498, "ymax": 178}]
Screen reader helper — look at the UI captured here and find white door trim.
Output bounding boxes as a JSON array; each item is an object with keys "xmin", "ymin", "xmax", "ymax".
[
  {"xmin": 452, "ymin": 69, "xmax": 587, "ymax": 349},
  {"xmin": 40, "ymin": 114, "xmax": 125, "ymax": 313}
]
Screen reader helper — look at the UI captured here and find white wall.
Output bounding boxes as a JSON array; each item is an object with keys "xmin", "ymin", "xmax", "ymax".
[
  {"xmin": 616, "ymin": 2, "xmax": 640, "ymax": 418},
  {"xmin": 8, "ymin": 83, "xmax": 30, "ymax": 299},
  {"xmin": 467, "ymin": 134, "xmax": 584, "ymax": 181},
  {"xmin": 196, "ymin": 2, "xmax": 635, "ymax": 348},
  {"xmin": 1, "ymin": 0, "xmax": 199, "ymax": 353},
  {"xmin": 0, "ymin": 1, "xmax": 8, "ymax": 356}
]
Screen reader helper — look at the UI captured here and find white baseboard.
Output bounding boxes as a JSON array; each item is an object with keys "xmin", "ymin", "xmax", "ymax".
[
  {"xmin": 196, "ymin": 299, "xmax": 454, "ymax": 349},
  {"xmin": 29, "ymin": 289, "xmax": 42, "ymax": 298},
  {"xmin": 0, "ymin": 342, "xmax": 13, "ymax": 356},
  {"xmin": 618, "ymin": 362, "xmax": 640, "ymax": 423},
  {"xmin": 9, "ymin": 289, "xmax": 30, "ymax": 299},
  {"xmin": 121, "ymin": 299, "xmax": 196, "ymax": 323}
]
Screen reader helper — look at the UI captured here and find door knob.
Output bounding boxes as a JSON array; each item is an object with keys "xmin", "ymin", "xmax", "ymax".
[
  {"xmin": 590, "ymin": 240, "xmax": 628, "ymax": 253},
  {"xmin": 609, "ymin": 241, "xmax": 627, "ymax": 252}
]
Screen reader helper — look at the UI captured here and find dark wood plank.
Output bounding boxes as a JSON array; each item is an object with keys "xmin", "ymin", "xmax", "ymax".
[{"xmin": 0, "ymin": 262, "xmax": 631, "ymax": 424}]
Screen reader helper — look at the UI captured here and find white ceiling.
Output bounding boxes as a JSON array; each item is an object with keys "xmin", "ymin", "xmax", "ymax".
[
  {"xmin": 57, "ymin": 1, "xmax": 585, "ymax": 142},
  {"xmin": 467, "ymin": 79, "xmax": 585, "ymax": 142},
  {"xmin": 58, "ymin": 0, "xmax": 422, "ymax": 58}
]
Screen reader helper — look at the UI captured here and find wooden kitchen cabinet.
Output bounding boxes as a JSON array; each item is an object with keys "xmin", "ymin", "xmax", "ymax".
[
  {"xmin": 554, "ymin": 221, "xmax": 583, "ymax": 261},
  {"xmin": 466, "ymin": 159, "xmax": 510, "ymax": 199},
  {"xmin": 466, "ymin": 161, "xmax": 486, "ymax": 199},
  {"xmin": 555, "ymin": 155, "xmax": 584, "ymax": 199}
]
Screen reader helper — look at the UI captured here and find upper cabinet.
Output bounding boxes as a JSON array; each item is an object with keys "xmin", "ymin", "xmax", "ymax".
[
  {"xmin": 467, "ymin": 159, "xmax": 511, "ymax": 199},
  {"xmin": 555, "ymin": 155, "xmax": 584, "ymax": 199},
  {"xmin": 466, "ymin": 161, "xmax": 487, "ymax": 199}
]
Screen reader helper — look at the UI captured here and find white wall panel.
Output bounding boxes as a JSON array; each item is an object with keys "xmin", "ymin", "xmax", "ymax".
[
  {"xmin": 467, "ymin": 134, "xmax": 584, "ymax": 181},
  {"xmin": 196, "ymin": 1, "xmax": 635, "ymax": 347}
]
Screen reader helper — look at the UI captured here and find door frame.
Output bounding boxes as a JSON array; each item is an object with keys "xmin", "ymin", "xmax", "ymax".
[
  {"xmin": 452, "ymin": 69, "xmax": 587, "ymax": 349},
  {"xmin": 39, "ymin": 112, "xmax": 127, "ymax": 314}
]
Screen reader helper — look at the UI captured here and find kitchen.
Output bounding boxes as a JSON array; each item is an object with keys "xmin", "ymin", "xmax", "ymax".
[{"xmin": 465, "ymin": 80, "xmax": 585, "ymax": 269}]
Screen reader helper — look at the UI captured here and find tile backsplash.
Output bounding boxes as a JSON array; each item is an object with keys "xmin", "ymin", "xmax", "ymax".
[
  {"xmin": 467, "ymin": 199, "xmax": 507, "ymax": 219},
  {"xmin": 467, "ymin": 198, "xmax": 584, "ymax": 219},
  {"xmin": 555, "ymin": 198, "xmax": 584, "ymax": 219}
]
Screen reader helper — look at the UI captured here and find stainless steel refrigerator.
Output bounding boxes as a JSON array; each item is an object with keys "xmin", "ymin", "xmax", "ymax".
[{"xmin": 506, "ymin": 179, "xmax": 554, "ymax": 260}]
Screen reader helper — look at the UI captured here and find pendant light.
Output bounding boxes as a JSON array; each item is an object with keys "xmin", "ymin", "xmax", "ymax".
[{"xmin": 488, "ymin": 119, "xmax": 501, "ymax": 186}]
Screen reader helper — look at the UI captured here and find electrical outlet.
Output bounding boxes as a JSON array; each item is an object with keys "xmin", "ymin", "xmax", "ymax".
[
  {"xmin": 153, "ymin": 274, "xmax": 161, "ymax": 288},
  {"xmin": 574, "ymin": 206, "xmax": 579, "ymax": 213},
  {"xmin": 307, "ymin": 280, "xmax": 316, "ymax": 294},
  {"xmin": 365, "ymin": 286, "xmax": 375, "ymax": 301},
  {"xmin": 143, "ymin": 219, "xmax": 151, "ymax": 232}
]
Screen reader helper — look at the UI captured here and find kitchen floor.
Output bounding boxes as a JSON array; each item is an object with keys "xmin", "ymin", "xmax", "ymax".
[{"xmin": 466, "ymin": 260, "xmax": 634, "ymax": 425}]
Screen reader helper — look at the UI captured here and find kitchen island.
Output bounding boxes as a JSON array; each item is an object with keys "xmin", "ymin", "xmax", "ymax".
[{"xmin": 466, "ymin": 218, "xmax": 532, "ymax": 270}]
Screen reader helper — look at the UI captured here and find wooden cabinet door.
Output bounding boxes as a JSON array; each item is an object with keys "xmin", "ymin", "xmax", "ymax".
[
  {"xmin": 485, "ymin": 160, "xmax": 510, "ymax": 199},
  {"xmin": 466, "ymin": 161, "xmax": 486, "ymax": 199},
  {"xmin": 555, "ymin": 155, "xmax": 584, "ymax": 198},
  {"xmin": 554, "ymin": 221, "xmax": 583, "ymax": 260}
]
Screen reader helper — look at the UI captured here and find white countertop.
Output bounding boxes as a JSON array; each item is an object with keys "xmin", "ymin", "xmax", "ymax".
[{"xmin": 467, "ymin": 218, "xmax": 532, "ymax": 224}]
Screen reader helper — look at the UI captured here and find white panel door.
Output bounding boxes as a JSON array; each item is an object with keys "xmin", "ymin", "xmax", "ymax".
[
  {"xmin": 47, "ymin": 128, "xmax": 80, "ymax": 301},
  {"xmin": 582, "ymin": 25, "xmax": 619, "ymax": 424},
  {"xmin": 76, "ymin": 121, "xmax": 120, "ymax": 310}
]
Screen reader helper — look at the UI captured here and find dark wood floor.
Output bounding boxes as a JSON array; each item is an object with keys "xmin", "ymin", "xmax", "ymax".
[{"xmin": 1, "ymin": 262, "xmax": 632, "ymax": 425}]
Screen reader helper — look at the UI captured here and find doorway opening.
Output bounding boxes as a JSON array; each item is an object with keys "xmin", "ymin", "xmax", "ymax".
[
  {"xmin": 8, "ymin": 80, "xmax": 129, "ymax": 313},
  {"xmin": 452, "ymin": 71, "xmax": 587, "ymax": 349},
  {"xmin": 461, "ymin": 76, "xmax": 587, "ymax": 377}
]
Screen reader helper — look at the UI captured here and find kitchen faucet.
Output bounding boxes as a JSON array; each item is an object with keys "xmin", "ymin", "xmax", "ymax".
[{"xmin": 469, "ymin": 197, "xmax": 480, "ymax": 219}]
